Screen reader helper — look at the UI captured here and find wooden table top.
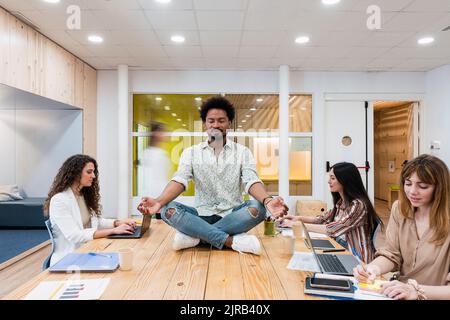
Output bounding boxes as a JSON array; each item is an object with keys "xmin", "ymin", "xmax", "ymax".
[{"xmin": 3, "ymin": 220, "xmax": 350, "ymax": 300}]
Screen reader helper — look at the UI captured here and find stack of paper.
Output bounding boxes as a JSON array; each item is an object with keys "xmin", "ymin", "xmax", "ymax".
[
  {"xmin": 24, "ymin": 278, "xmax": 111, "ymax": 300},
  {"xmin": 302, "ymin": 273, "xmax": 392, "ymax": 300},
  {"xmin": 287, "ymin": 252, "xmax": 320, "ymax": 272},
  {"xmin": 354, "ymin": 279, "xmax": 391, "ymax": 300}
]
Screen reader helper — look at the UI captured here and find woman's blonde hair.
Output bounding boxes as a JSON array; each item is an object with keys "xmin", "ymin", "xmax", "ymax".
[{"xmin": 399, "ymin": 154, "xmax": 450, "ymax": 245}]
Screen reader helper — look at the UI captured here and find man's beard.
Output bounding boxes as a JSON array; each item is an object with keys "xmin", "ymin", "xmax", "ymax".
[{"xmin": 208, "ymin": 129, "xmax": 225, "ymax": 143}]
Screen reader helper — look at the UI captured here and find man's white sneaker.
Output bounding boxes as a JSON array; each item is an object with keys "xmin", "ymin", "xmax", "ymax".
[
  {"xmin": 231, "ymin": 234, "xmax": 261, "ymax": 255},
  {"xmin": 172, "ymin": 231, "xmax": 200, "ymax": 251}
]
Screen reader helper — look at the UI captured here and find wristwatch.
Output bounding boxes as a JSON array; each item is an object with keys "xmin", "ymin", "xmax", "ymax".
[{"xmin": 407, "ymin": 279, "xmax": 427, "ymax": 300}]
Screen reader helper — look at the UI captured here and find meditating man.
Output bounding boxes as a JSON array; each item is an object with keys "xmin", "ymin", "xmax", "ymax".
[{"xmin": 138, "ymin": 96, "xmax": 288, "ymax": 255}]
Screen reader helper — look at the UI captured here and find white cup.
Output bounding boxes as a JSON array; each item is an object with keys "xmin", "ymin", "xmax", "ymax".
[
  {"xmin": 282, "ymin": 235, "xmax": 295, "ymax": 255},
  {"xmin": 118, "ymin": 248, "xmax": 134, "ymax": 271}
]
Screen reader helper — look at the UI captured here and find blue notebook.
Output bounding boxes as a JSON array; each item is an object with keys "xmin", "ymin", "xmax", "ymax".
[{"xmin": 49, "ymin": 252, "xmax": 119, "ymax": 273}]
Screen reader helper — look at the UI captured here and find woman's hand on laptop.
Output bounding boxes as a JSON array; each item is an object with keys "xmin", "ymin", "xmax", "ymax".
[
  {"xmin": 138, "ymin": 197, "xmax": 162, "ymax": 215},
  {"xmin": 115, "ymin": 219, "xmax": 137, "ymax": 229},
  {"xmin": 113, "ymin": 223, "xmax": 135, "ymax": 235},
  {"xmin": 279, "ymin": 215, "xmax": 296, "ymax": 228}
]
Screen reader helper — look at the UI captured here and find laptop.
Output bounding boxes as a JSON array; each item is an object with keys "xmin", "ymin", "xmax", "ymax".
[
  {"xmin": 301, "ymin": 221, "xmax": 359, "ymax": 276},
  {"xmin": 304, "ymin": 238, "xmax": 336, "ymax": 250},
  {"xmin": 108, "ymin": 214, "xmax": 151, "ymax": 239}
]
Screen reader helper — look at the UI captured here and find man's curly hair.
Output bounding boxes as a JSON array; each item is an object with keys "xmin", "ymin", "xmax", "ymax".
[
  {"xmin": 199, "ymin": 96, "xmax": 235, "ymax": 122},
  {"xmin": 44, "ymin": 154, "xmax": 102, "ymax": 217}
]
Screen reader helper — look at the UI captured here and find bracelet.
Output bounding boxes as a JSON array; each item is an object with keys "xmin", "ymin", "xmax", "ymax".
[
  {"xmin": 263, "ymin": 196, "xmax": 274, "ymax": 208},
  {"xmin": 407, "ymin": 279, "xmax": 427, "ymax": 300}
]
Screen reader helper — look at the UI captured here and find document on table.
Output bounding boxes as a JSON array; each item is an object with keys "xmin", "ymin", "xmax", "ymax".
[
  {"xmin": 299, "ymin": 229, "xmax": 328, "ymax": 239},
  {"xmin": 24, "ymin": 278, "xmax": 111, "ymax": 300},
  {"xmin": 309, "ymin": 232, "xmax": 328, "ymax": 239},
  {"xmin": 287, "ymin": 252, "xmax": 320, "ymax": 272},
  {"xmin": 354, "ymin": 279, "xmax": 392, "ymax": 300}
]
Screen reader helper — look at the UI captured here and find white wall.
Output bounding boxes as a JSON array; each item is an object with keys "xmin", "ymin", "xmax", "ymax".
[
  {"xmin": 97, "ymin": 70, "xmax": 428, "ymax": 217},
  {"xmin": 0, "ymin": 110, "xmax": 16, "ymax": 184},
  {"xmin": 15, "ymin": 110, "xmax": 82, "ymax": 196},
  {"xmin": 425, "ymin": 65, "xmax": 450, "ymax": 165},
  {"xmin": 0, "ymin": 85, "xmax": 83, "ymax": 197},
  {"xmin": 97, "ymin": 71, "xmax": 120, "ymax": 217}
]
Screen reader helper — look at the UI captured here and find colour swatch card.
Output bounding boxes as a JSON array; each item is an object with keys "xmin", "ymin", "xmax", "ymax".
[{"xmin": 24, "ymin": 278, "xmax": 111, "ymax": 300}]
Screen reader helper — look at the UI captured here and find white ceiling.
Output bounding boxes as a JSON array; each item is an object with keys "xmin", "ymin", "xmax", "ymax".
[{"xmin": 1, "ymin": 0, "xmax": 450, "ymax": 71}]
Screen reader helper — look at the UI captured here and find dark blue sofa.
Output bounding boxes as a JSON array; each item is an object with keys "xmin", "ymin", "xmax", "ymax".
[{"xmin": 0, "ymin": 198, "xmax": 46, "ymax": 228}]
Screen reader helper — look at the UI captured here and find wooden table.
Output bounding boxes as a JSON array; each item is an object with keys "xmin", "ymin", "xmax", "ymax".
[{"xmin": 3, "ymin": 220, "xmax": 348, "ymax": 300}]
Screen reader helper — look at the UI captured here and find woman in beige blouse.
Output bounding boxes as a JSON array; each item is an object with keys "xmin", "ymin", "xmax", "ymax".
[{"xmin": 354, "ymin": 154, "xmax": 450, "ymax": 300}]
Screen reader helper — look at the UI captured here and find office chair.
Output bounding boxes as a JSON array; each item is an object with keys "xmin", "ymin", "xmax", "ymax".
[
  {"xmin": 42, "ymin": 219, "xmax": 55, "ymax": 271},
  {"xmin": 371, "ymin": 217, "xmax": 382, "ymax": 252}
]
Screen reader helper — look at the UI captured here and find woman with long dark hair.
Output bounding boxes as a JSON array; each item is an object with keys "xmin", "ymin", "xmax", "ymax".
[
  {"xmin": 282, "ymin": 162, "xmax": 381, "ymax": 263},
  {"xmin": 44, "ymin": 154, "xmax": 136, "ymax": 266}
]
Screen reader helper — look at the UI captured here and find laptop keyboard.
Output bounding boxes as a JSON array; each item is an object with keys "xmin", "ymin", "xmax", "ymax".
[
  {"xmin": 317, "ymin": 254, "xmax": 348, "ymax": 274},
  {"xmin": 133, "ymin": 226, "xmax": 141, "ymax": 236}
]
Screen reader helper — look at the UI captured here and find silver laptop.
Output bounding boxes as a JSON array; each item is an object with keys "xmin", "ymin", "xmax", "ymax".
[{"xmin": 301, "ymin": 221, "xmax": 359, "ymax": 276}]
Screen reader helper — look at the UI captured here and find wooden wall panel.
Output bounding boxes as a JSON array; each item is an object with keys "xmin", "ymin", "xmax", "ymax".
[
  {"xmin": 26, "ymin": 28, "xmax": 39, "ymax": 94},
  {"xmin": 0, "ymin": 6, "xmax": 97, "ymax": 156},
  {"xmin": 8, "ymin": 15, "xmax": 29, "ymax": 92},
  {"xmin": 83, "ymin": 64, "xmax": 97, "ymax": 157},
  {"xmin": 0, "ymin": 9, "xmax": 8, "ymax": 85},
  {"xmin": 74, "ymin": 58, "xmax": 84, "ymax": 108},
  {"xmin": 374, "ymin": 104, "xmax": 412, "ymax": 200},
  {"xmin": 42, "ymin": 39, "xmax": 76, "ymax": 106}
]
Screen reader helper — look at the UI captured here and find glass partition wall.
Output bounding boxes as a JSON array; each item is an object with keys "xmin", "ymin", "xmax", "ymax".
[{"xmin": 132, "ymin": 94, "xmax": 313, "ymax": 198}]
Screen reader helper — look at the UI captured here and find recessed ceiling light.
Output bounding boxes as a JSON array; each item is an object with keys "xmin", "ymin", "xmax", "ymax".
[
  {"xmin": 256, "ymin": 98, "xmax": 263, "ymax": 102},
  {"xmin": 164, "ymin": 106, "xmax": 171, "ymax": 111},
  {"xmin": 322, "ymin": 0, "xmax": 341, "ymax": 5},
  {"xmin": 171, "ymin": 35, "xmax": 185, "ymax": 43},
  {"xmin": 155, "ymin": 97, "xmax": 162, "ymax": 101},
  {"xmin": 182, "ymin": 124, "xmax": 187, "ymax": 127},
  {"xmin": 171, "ymin": 113, "xmax": 177, "ymax": 117},
  {"xmin": 155, "ymin": 0, "xmax": 171, "ymax": 3},
  {"xmin": 177, "ymin": 118, "xmax": 182, "ymax": 122},
  {"xmin": 295, "ymin": 36, "xmax": 310, "ymax": 44},
  {"xmin": 250, "ymin": 107, "xmax": 256, "ymax": 111},
  {"xmin": 43, "ymin": 0, "xmax": 60, "ymax": 3},
  {"xmin": 198, "ymin": 107, "xmax": 201, "ymax": 110},
  {"xmin": 242, "ymin": 120, "xmax": 247, "ymax": 123},
  {"xmin": 238, "ymin": 125, "xmax": 243, "ymax": 128},
  {"xmin": 195, "ymin": 97, "xmax": 202, "ymax": 101},
  {"xmin": 418, "ymin": 37, "xmax": 435, "ymax": 45},
  {"xmin": 88, "ymin": 35, "xmax": 103, "ymax": 43},
  {"xmin": 246, "ymin": 115, "xmax": 251, "ymax": 118}
]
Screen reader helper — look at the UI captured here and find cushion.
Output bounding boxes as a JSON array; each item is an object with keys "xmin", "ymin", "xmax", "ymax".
[
  {"xmin": 0, "ymin": 185, "xmax": 24, "ymax": 202},
  {"xmin": 296, "ymin": 200, "xmax": 327, "ymax": 217}
]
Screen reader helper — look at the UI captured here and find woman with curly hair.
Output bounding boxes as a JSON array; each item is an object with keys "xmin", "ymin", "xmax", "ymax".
[{"xmin": 44, "ymin": 154, "xmax": 136, "ymax": 266}]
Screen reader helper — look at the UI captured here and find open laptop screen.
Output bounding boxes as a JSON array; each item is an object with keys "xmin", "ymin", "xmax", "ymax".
[{"xmin": 301, "ymin": 221, "xmax": 324, "ymax": 273}]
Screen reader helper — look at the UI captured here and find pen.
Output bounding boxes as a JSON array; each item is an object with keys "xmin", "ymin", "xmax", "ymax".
[
  {"xmin": 88, "ymin": 252, "xmax": 111, "ymax": 258},
  {"xmin": 322, "ymin": 248, "xmax": 346, "ymax": 253}
]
